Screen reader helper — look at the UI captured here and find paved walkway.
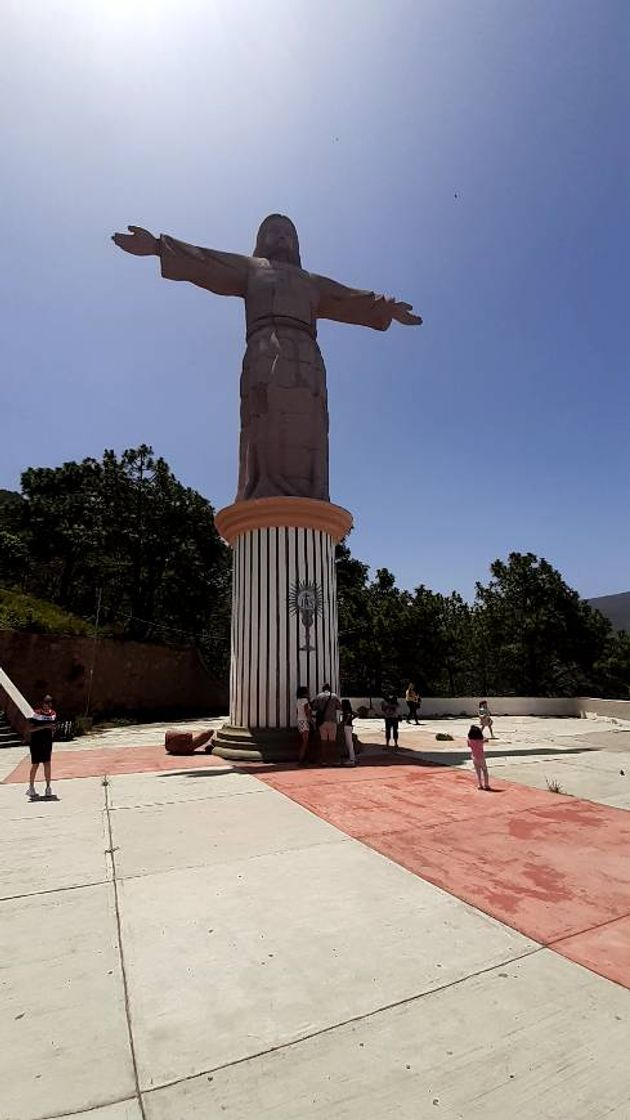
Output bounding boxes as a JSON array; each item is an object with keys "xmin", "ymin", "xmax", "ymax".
[
  {"xmin": 1, "ymin": 715, "xmax": 629, "ymax": 1119},
  {"xmin": 258, "ymin": 760, "xmax": 630, "ymax": 987}
]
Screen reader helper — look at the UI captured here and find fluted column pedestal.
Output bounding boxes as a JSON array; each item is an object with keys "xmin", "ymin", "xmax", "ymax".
[{"xmin": 213, "ymin": 497, "xmax": 353, "ymax": 761}]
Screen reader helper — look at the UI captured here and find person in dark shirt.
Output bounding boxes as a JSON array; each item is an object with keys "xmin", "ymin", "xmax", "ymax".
[
  {"xmin": 381, "ymin": 693, "xmax": 400, "ymax": 749},
  {"xmin": 27, "ymin": 694, "xmax": 57, "ymax": 801}
]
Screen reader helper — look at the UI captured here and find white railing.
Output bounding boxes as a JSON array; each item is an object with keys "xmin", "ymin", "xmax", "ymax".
[
  {"xmin": 0, "ymin": 665, "xmax": 34, "ymax": 741},
  {"xmin": 346, "ymin": 695, "xmax": 630, "ymax": 720}
]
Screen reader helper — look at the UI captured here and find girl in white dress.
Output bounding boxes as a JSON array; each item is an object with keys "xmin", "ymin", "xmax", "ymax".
[{"xmin": 296, "ymin": 685, "xmax": 313, "ymax": 765}]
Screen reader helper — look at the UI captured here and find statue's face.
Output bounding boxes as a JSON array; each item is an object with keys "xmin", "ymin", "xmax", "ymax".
[{"xmin": 256, "ymin": 217, "xmax": 300, "ymax": 265}]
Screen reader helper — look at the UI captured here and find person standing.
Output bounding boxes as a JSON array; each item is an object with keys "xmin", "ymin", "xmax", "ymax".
[
  {"xmin": 340, "ymin": 699, "xmax": 358, "ymax": 766},
  {"xmin": 312, "ymin": 683, "xmax": 341, "ymax": 761},
  {"xmin": 478, "ymin": 699, "xmax": 496, "ymax": 739},
  {"xmin": 467, "ymin": 725, "xmax": 491, "ymax": 790},
  {"xmin": 26, "ymin": 695, "xmax": 57, "ymax": 801},
  {"xmin": 381, "ymin": 693, "xmax": 400, "ymax": 750},
  {"xmin": 405, "ymin": 682, "xmax": 420, "ymax": 724},
  {"xmin": 296, "ymin": 685, "xmax": 313, "ymax": 766}
]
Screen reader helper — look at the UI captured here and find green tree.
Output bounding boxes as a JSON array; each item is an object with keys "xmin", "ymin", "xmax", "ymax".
[
  {"xmin": 13, "ymin": 447, "xmax": 231, "ymax": 673},
  {"xmin": 592, "ymin": 630, "xmax": 630, "ymax": 699},
  {"xmin": 336, "ymin": 542, "xmax": 373, "ymax": 695},
  {"xmin": 337, "ymin": 546, "xmax": 475, "ymax": 698},
  {"xmin": 474, "ymin": 552, "xmax": 610, "ymax": 695}
]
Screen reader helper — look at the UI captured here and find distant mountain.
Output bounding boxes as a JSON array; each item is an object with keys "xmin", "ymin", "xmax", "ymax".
[{"xmin": 588, "ymin": 592, "xmax": 630, "ymax": 633}]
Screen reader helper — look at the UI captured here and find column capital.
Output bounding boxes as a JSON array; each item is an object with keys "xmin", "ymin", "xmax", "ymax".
[{"xmin": 215, "ymin": 497, "xmax": 353, "ymax": 546}]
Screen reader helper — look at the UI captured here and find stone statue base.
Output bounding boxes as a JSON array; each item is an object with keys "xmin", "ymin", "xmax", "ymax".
[
  {"xmin": 212, "ymin": 724, "xmax": 298, "ymax": 762},
  {"xmin": 213, "ymin": 496, "xmax": 352, "ymax": 762}
]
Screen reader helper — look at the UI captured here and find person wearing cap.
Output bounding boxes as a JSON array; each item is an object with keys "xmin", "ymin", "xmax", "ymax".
[{"xmin": 26, "ymin": 694, "xmax": 57, "ymax": 801}]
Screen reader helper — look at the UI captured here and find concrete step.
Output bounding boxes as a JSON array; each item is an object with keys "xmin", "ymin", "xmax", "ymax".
[{"xmin": 0, "ymin": 714, "xmax": 24, "ymax": 747}]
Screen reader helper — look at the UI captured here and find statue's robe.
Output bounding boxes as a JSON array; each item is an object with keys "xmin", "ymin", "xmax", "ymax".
[{"xmin": 159, "ymin": 236, "xmax": 398, "ymax": 502}]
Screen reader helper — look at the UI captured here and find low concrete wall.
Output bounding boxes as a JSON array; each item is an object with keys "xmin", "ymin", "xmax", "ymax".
[
  {"xmin": 577, "ymin": 697, "xmax": 630, "ymax": 722},
  {"xmin": 348, "ymin": 696, "xmax": 578, "ymax": 717},
  {"xmin": 0, "ymin": 665, "xmax": 34, "ymax": 741},
  {"xmin": 0, "ymin": 631, "xmax": 227, "ymax": 719}
]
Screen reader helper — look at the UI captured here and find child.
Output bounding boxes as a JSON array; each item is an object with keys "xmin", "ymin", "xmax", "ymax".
[
  {"xmin": 405, "ymin": 682, "xmax": 421, "ymax": 724},
  {"xmin": 468, "ymin": 724, "xmax": 490, "ymax": 790},
  {"xmin": 478, "ymin": 699, "xmax": 496, "ymax": 739},
  {"xmin": 27, "ymin": 694, "xmax": 57, "ymax": 800},
  {"xmin": 296, "ymin": 685, "xmax": 313, "ymax": 766},
  {"xmin": 341, "ymin": 699, "xmax": 357, "ymax": 766},
  {"xmin": 381, "ymin": 693, "xmax": 400, "ymax": 749}
]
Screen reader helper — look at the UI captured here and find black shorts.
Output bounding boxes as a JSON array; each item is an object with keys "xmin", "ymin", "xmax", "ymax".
[{"xmin": 30, "ymin": 731, "xmax": 53, "ymax": 765}]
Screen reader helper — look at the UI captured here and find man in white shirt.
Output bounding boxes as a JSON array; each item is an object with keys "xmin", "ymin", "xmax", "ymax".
[{"xmin": 312, "ymin": 683, "xmax": 341, "ymax": 752}]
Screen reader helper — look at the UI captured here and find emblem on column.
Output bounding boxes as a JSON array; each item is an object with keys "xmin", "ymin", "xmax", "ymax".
[{"xmin": 289, "ymin": 579, "xmax": 323, "ymax": 652}]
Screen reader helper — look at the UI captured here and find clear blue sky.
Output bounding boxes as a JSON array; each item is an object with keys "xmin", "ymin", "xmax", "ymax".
[{"xmin": 2, "ymin": 0, "xmax": 628, "ymax": 600}]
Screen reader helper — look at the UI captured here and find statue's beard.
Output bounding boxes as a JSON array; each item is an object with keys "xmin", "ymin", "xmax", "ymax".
[{"xmin": 268, "ymin": 244, "xmax": 295, "ymax": 264}]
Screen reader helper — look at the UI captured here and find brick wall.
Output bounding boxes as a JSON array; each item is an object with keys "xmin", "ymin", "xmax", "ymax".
[{"xmin": 0, "ymin": 631, "xmax": 227, "ymax": 718}]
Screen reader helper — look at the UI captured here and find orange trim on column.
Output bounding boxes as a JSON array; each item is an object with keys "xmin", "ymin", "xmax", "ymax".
[{"xmin": 215, "ymin": 497, "xmax": 353, "ymax": 545}]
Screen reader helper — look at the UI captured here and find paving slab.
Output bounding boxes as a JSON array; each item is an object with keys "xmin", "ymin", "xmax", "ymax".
[
  {"xmin": 467, "ymin": 759, "xmax": 630, "ymax": 803},
  {"xmin": 80, "ymin": 717, "xmax": 226, "ymax": 751},
  {"xmin": 553, "ymin": 913, "xmax": 630, "ymax": 988},
  {"xmin": 364, "ymin": 799, "xmax": 630, "ymax": 945},
  {"xmin": 553, "ymin": 748, "xmax": 630, "ymax": 774},
  {"xmin": 0, "ymin": 884, "xmax": 135, "ymax": 1120},
  {"xmin": 3, "ymin": 744, "xmax": 231, "ymax": 782},
  {"xmin": 599, "ymin": 792, "xmax": 630, "ymax": 810},
  {"xmin": 65, "ymin": 1102, "xmax": 142, "ymax": 1119},
  {"xmin": 554, "ymin": 729, "xmax": 630, "ymax": 752},
  {"xmin": 0, "ymin": 745, "xmax": 27, "ymax": 781},
  {"xmin": 259, "ymin": 764, "xmax": 630, "ymax": 984},
  {"xmin": 119, "ymin": 840, "xmax": 535, "ymax": 1089},
  {"xmin": 108, "ymin": 766, "xmax": 260, "ymax": 810},
  {"xmin": 0, "ymin": 809, "xmax": 109, "ymax": 899},
  {"xmin": 0, "ymin": 775, "xmax": 105, "ymax": 820},
  {"xmin": 143, "ymin": 950, "xmax": 630, "ymax": 1120},
  {"xmin": 260, "ymin": 766, "xmax": 556, "ymax": 834},
  {"xmin": 110, "ymin": 785, "xmax": 346, "ymax": 879}
]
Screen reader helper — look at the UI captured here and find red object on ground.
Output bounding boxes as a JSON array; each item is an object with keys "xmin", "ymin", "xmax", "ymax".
[
  {"xmin": 165, "ymin": 729, "xmax": 214, "ymax": 755},
  {"xmin": 257, "ymin": 760, "xmax": 630, "ymax": 989}
]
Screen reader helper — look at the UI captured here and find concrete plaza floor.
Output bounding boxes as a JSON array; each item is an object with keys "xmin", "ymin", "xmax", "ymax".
[{"xmin": 1, "ymin": 714, "xmax": 629, "ymax": 1119}]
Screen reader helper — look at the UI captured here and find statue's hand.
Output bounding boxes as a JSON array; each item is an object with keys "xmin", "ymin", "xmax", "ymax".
[
  {"xmin": 111, "ymin": 225, "xmax": 158, "ymax": 256},
  {"xmin": 391, "ymin": 301, "xmax": 422, "ymax": 326}
]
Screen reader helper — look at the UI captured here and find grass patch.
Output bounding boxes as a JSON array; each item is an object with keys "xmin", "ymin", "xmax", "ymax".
[{"xmin": 0, "ymin": 589, "xmax": 92, "ymax": 636}]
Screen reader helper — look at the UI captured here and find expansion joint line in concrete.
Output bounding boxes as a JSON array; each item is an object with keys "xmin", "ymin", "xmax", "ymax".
[
  {"xmin": 0, "ymin": 879, "xmax": 109, "ymax": 904},
  {"xmin": 38, "ymin": 1093, "xmax": 138, "ymax": 1120},
  {"xmin": 546, "ymin": 910, "xmax": 630, "ymax": 950},
  {"xmin": 103, "ymin": 776, "xmax": 148, "ymax": 1120},
  {"xmin": 143, "ymin": 944, "xmax": 542, "ymax": 1099}
]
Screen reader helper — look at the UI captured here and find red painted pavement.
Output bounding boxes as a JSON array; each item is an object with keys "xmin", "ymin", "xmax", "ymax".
[
  {"xmin": 2, "ymin": 745, "xmax": 226, "ymax": 782},
  {"xmin": 553, "ymin": 914, "xmax": 630, "ymax": 989},
  {"xmin": 257, "ymin": 760, "xmax": 630, "ymax": 988}
]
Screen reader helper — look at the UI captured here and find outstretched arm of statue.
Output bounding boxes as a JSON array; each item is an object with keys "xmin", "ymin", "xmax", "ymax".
[
  {"xmin": 112, "ymin": 226, "xmax": 249, "ymax": 298},
  {"xmin": 314, "ymin": 273, "xmax": 422, "ymax": 331}
]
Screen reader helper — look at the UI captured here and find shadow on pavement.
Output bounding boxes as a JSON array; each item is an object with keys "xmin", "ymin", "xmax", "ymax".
[
  {"xmin": 415, "ymin": 746, "xmax": 596, "ymax": 767},
  {"xmin": 233, "ymin": 751, "xmax": 442, "ymax": 776},
  {"xmin": 155, "ymin": 768, "xmax": 238, "ymax": 780}
]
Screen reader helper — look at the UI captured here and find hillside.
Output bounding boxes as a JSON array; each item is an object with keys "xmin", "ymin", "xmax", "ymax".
[
  {"xmin": 0, "ymin": 589, "xmax": 93, "ymax": 636},
  {"xmin": 588, "ymin": 592, "xmax": 630, "ymax": 633}
]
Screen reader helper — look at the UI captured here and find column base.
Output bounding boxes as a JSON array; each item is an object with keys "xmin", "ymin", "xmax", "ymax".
[{"xmin": 212, "ymin": 723, "xmax": 299, "ymax": 762}]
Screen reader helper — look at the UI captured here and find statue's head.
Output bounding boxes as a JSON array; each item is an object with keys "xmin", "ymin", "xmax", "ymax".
[{"xmin": 254, "ymin": 214, "xmax": 301, "ymax": 267}]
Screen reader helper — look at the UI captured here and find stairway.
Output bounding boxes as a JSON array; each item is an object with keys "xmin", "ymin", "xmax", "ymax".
[{"xmin": 0, "ymin": 711, "xmax": 23, "ymax": 748}]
